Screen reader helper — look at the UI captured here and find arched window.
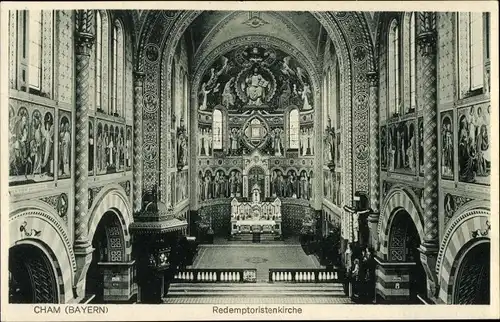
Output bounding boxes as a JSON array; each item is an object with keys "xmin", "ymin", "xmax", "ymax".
[
  {"xmin": 95, "ymin": 11, "xmax": 103, "ymax": 111},
  {"xmin": 388, "ymin": 19, "xmax": 400, "ymax": 116},
  {"xmin": 289, "ymin": 108, "xmax": 299, "ymax": 149},
  {"xmin": 469, "ymin": 12, "xmax": 484, "ymax": 90},
  {"xmin": 409, "ymin": 13, "xmax": 416, "ymax": 112},
  {"xmin": 212, "ymin": 109, "xmax": 223, "ymax": 150},
  {"xmin": 111, "ymin": 20, "xmax": 124, "ymax": 116},
  {"xmin": 28, "ymin": 10, "xmax": 42, "ymax": 90}
]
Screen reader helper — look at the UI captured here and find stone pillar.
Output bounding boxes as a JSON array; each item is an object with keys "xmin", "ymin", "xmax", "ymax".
[
  {"xmin": 74, "ymin": 28, "xmax": 94, "ymax": 246},
  {"xmin": 73, "ymin": 10, "xmax": 95, "ymax": 299},
  {"xmin": 133, "ymin": 71, "xmax": 145, "ymax": 213},
  {"xmin": 416, "ymin": 12, "xmax": 439, "ymax": 300},
  {"xmin": 367, "ymin": 71, "xmax": 380, "ymax": 249}
]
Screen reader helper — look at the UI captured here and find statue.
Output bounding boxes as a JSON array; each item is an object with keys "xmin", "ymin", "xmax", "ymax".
[{"xmin": 243, "ymin": 67, "xmax": 270, "ymax": 106}]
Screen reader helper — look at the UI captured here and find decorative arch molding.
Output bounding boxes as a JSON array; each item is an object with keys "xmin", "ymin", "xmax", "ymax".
[
  {"xmin": 9, "ymin": 206, "xmax": 75, "ymax": 303},
  {"xmin": 192, "ymin": 35, "xmax": 321, "ymax": 96},
  {"xmin": 436, "ymin": 204, "xmax": 490, "ymax": 304},
  {"xmin": 135, "ymin": 10, "xmax": 375, "ymax": 209},
  {"xmin": 87, "ymin": 185, "xmax": 133, "ymax": 261},
  {"xmin": 193, "ymin": 15, "xmax": 319, "ymax": 72},
  {"xmin": 377, "ymin": 188, "xmax": 425, "ymax": 258}
]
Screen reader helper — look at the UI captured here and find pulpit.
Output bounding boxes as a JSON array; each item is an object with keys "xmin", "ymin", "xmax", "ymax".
[{"xmin": 230, "ymin": 184, "xmax": 282, "ymax": 240}]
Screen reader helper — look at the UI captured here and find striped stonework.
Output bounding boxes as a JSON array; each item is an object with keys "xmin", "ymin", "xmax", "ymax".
[
  {"xmin": 100, "ymin": 262, "xmax": 136, "ymax": 301},
  {"xmin": 9, "ymin": 207, "xmax": 75, "ymax": 303},
  {"xmin": 436, "ymin": 206, "xmax": 490, "ymax": 304},
  {"xmin": 377, "ymin": 189, "xmax": 425, "ymax": 259},
  {"xmin": 375, "ymin": 258, "xmax": 415, "ymax": 302},
  {"xmin": 87, "ymin": 186, "xmax": 133, "ymax": 261}
]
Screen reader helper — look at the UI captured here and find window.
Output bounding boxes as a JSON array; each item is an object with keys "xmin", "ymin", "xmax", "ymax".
[
  {"xmin": 28, "ymin": 10, "xmax": 42, "ymax": 90},
  {"xmin": 409, "ymin": 13, "xmax": 417, "ymax": 111},
  {"xmin": 469, "ymin": 12, "xmax": 484, "ymax": 90},
  {"xmin": 289, "ymin": 108, "xmax": 299, "ymax": 149},
  {"xmin": 95, "ymin": 11, "xmax": 103, "ymax": 111},
  {"xmin": 212, "ymin": 109, "xmax": 223, "ymax": 150},
  {"xmin": 388, "ymin": 19, "xmax": 400, "ymax": 116},
  {"xmin": 111, "ymin": 20, "xmax": 124, "ymax": 116}
]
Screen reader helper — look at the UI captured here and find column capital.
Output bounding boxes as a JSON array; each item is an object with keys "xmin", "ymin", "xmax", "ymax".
[
  {"xmin": 417, "ymin": 12, "xmax": 437, "ymax": 56},
  {"xmin": 367, "ymin": 71, "xmax": 379, "ymax": 87},
  {"xmin": 75, "ymin": 32, "xmax": 95, "ymax": 56},
  {"xmin": 134, "ymin": 71, "xmax": 146, "ymax": 83}
]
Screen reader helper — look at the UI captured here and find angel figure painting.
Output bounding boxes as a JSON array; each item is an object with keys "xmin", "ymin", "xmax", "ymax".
[{"xmin": 197, "ymin": 44, "xmax": 313, "ymax": 113}]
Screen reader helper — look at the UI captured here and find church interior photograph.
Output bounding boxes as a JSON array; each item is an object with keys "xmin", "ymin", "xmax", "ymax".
[{"xmin": 5, "ymin": 8, "xmax": 493, "ymax": 306}]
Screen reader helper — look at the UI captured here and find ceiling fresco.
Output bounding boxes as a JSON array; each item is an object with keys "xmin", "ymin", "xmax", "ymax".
[{"xmin": 198, "ymin": 44, "xmax": 314, "ymax": 113}]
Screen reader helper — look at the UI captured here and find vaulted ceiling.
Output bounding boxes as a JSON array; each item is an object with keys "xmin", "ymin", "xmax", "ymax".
[{"xmin": 185, "ymin": 11, "xmax": 327, "ymax": 70}]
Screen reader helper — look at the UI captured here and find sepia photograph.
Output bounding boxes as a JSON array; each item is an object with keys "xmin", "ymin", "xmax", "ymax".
[{"xmin": 0, "ymin": 1, "xmax": 498, "ymax": 321}]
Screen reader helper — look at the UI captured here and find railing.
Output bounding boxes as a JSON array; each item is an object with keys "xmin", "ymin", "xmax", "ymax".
[
  {"xmin": 269, "ymin": 268, "xmax": 344, "ymax": 283},
  {"xmin": 173, "ymin": 268, "xmax": 257, "ymax": 283}
]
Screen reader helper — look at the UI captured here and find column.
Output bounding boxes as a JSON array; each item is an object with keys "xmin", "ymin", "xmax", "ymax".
[
  {"xmin": 418, "ymin": 14, "xmax": 439, "ymax": 247},
  {"xmin": 133, "ymin": 71, "xmax": 145, "ymax": 213},
  {"xmin": 73, "ymin": 11, "xmax": 95, "ymax": 300},
  {"xmin": 367, "ymin": 71, "xmax": 380, "ymax": 249},
  {"xmin": 416, "ymin": 12, "xmax": 439, "ymax": 299},
  {"xmin": 74, "ymin": 22, "xmax": 94, "ymax": 246}
]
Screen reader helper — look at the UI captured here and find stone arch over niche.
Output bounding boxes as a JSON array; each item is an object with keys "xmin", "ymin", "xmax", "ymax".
[
  {"xmin": 9, "ymin": 203, "xmax": 75, "ymax": 303},
  {"xmin": 378, "ymin": 188, "xmax": 425, "ymax": 259},
  {"xmin": 87, "ymin": 185, "xmax": 133, "ymax": 262},
  {"xmin": 436, "ymin": 204, "xmax": 490, "ymax": 304},
  {"xmin": 136, "ymin": 10, "xmax": 375, "ymax": 211}
]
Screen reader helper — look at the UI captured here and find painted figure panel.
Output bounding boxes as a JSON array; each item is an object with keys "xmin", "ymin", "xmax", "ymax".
[
  {"xmin": 9, "ymin": 105, "xmax": 55, "ymax": 185},
  {"xmin": 458, "ymin": 104, "xmax": 490, "ymax": 184},
  {"xmin": 198, "ymin": 45, "xmax": 313, "ymax": 113},
  {"xmin": 441, "ymin": 111, "xmax": 454, "ymax": 180},
  {"xmin": 58, "ymin": 112, "xmax": 72, "ymax": 179}
]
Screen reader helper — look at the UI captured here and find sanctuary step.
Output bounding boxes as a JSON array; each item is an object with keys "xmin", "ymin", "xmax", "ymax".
[
  {"xmin": 163, "ymin": 282, "xmax": 351, "ymax": 304},
  {"xmin": 230, "ymin": 233, "xmax": 281, "ymax": 242}
]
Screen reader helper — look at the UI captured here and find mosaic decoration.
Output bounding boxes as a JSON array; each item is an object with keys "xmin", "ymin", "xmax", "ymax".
[
  {"xmin": 458, "ymin": 104, "xmax": 490, "ymax": 185},
  {"xmin": 197, "ymin": 44, "xmax": 314, "ymax": 113},
  {"xmin": 57, "ymin": 193, "xmax": 69, "ymax": 218},
  {"xmin": 58, "ymin": 111, "xmax": 72, "ymax": 179},
  {"xmin": 441, "ymin": 111, "xmax": 454, "ymax": 180},
  {"xmin": 95, "ymin": 120, "xmax": 127, "ymax": 175},
  {"xmin": 443, "ymin": 193, "xmax": 473, "ymax": 227},
  {"xmin": 387, "ymin": 120, "xmax": 417, "ymax": 175},
  {"xmin": 9, "ymin": 104, "xmax": 55, "ymax": 186}
]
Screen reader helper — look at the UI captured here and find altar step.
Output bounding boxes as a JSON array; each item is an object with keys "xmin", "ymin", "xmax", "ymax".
[
  {"xmin": 163, "ymin": 282, "xmax": 351, "ymax": 304},
  {"xmin": 230, "ymin": 233, "xmax": 281, "ymax": 242}
]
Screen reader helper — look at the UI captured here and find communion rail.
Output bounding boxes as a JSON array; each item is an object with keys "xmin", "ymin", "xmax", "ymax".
[
  {"xmin": 173, "ymin": 268, "xmax": 257, "ymax": 283},
  {"xmin": 269, "ymin": 268, "xmax": 344, "ymax": 283}
]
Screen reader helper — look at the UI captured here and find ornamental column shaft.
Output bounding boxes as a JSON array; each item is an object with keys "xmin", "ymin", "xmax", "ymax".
[
  {"xmin": 367, "ymin": 71, "xmax": 380, "ymax": 213},
  {"xmin": 74, "ymin": 12, "xmax": 94, "ymax": 246},
  {"xmin": 133, "ymin": 71, "xmax": 145, "ymax": 213},
  {"xmin": 416, "ymin": 12, "xmax": 440, "ymax": 300},
  {"xmin": 418, "ymin": 13, "xmax": 439, "ymax": 247},
  {"xmin": 367, "ymin": 71, "xmax": 380, "ymax": 249}
]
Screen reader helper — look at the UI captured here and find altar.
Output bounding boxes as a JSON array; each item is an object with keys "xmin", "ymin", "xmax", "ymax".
[{"xmin": 230, "ymin": 184, "xmax": 282, "ymax": 238}]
